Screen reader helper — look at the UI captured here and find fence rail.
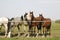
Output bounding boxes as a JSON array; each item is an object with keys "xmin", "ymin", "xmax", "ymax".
[{"xmin": 0, "ymin": 21, "xmax": 53, "ymax": 23}]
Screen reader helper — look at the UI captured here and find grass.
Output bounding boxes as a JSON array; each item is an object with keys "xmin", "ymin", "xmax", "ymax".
[
  {"xmin": 0, "ymin": 37, "xmax": 60, "ymax": 40},
  {"xmin": 0, "ymin": 22, "xmax": 60, "ymax": 40}
]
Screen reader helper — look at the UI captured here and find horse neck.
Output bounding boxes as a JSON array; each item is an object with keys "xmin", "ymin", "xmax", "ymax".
[
  {"xmin": 23, "ymin": 17, "xmax": 27, "ymax": 21},
  {"xmin": 41, "ymin": 16, "xmax": 44, "ymax": 21},
  {"xmin": 21, "ymin": 17, "xmax": 23, "ymax": 21},
  {"xmin": 31, "ymin": 15, "xmax": 35, "ymax": 21}
]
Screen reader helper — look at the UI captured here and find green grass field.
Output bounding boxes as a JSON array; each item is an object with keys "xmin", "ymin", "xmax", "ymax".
[{"xmin": 0, "ymin": 22, "xmax": 60, "ymax": 40}]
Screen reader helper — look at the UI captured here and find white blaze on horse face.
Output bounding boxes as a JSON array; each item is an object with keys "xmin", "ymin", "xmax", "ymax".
[{"xmin": 26, "ymin": 13, "xmax": 31, "ymax": 20}]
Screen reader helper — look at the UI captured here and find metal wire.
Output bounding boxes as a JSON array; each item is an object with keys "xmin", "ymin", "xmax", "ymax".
[{"xmin": 0, "ymin": 21, "xmax": 52, "ymax": 23}]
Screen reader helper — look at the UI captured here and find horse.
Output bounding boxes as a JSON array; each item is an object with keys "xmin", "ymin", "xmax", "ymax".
[
  {"xmin": 7, "ymin": 16, "xmax": 23, "ymax": 38},
  {"xmin": 41, "ymin": 18, "xmax": 51, "ymax": 37},
  {"xmin": 19, "ymin": 12, "xmax": 30, "ymax": 37},
  {"xmin": 0, "ymin": 17, "xmax": 9, "ymax": 37},
  {"xmin": 36, "ymin": 14, "xmax": 51, "ymax": 37},
  {"xmin": 26, "ymin": 11, "xmax": 43, "ymax": 37}
]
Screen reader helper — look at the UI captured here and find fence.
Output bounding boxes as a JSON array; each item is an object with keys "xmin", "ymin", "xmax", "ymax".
[{"xmin": 0, "ymin": 21, "xmax": 53, "ymax": 23}]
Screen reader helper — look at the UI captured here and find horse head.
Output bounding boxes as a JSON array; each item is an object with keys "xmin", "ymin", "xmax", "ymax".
[
  {"xmin": 26, "ymin": 11, "xmax": 34, "ymax": 21},
  {"xmin": 30, "ymin": 11, "xmax": 34, "ymax": 20},
  {"xmin": 21, "ymin": 15, "xmax": 23, "ymax": 21},
  {"xmin": 39, "ymin": 14, "xmax": 44, "ymax": 21},
  {"xmin": 24, "ymin": 12, "xmax": 28, "ymax": 21}
]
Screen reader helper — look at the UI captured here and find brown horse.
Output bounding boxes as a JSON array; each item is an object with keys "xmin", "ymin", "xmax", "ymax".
[
  {"xmin": 41, "ymin": 18, "xmax": 51, "ymax": 37},
  {"xmin": 36, "ymin": 14, "xmax": 51, "ymax": 37}
]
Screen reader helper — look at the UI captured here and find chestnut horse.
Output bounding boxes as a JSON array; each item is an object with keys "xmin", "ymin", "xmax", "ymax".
[{"xmin": 41, "ymin": 18, "xmax": 51, "ymax": 37}]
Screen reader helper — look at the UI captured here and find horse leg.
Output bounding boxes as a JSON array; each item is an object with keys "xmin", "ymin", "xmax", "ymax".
[
  {"xmin": 34, "ymin": 27, "xmax": 36, "ymax": 37},
  {"xmin": 23, "ymin": 25, "xmax": 28, "ymax": 37},
  {"xmin": 24, "ymin": 25, "xmax": 26, "ymax": 33},
  {"xmin": 4, "ymin": 24, "xmax": 8, "ymax": 37},
  {"xmin": 48, "ymin": 29, "xmax": 51, "ymax": 35},
  {"xmin": 27, "ymin": 25, "xmax": 31, "ymax": 37},
  {"xmin": 17, "ymin": 24, "xmax": 20, "ymax": 37},
  {"xmin": 36, "ymin": 29, "xmax": 41, "ymax": 37},
  {"xmin": 42, "ymin": 27, "xmax": 45, "ymax": 38},
  {"xmin": 27, "ymin": 21, "xmax": 32, "ymax": 37},
  {"xmin": 7, "ymin": 28, "xmax": 11, "ymax": 38},
  {"xmin": 27, "ymin": 20, "xmax": 32, "ymax": 37},
  {"xmin": 42, "ymin": 27, "xmax": 47, "ymax": 37},
  {"xmin": 32, "ymin": 27, "xmax": 34, "ymax": 37},
  {"xmin": 45, "ymin": 27, "xmax": 47, "ymax": 37},
  {"xmin": 36, "ymin": 24, "xmax": 42, "ymax": 37},
  {"xmin": 36, "ymin": 25, "xmax": 39, "ymax": 37},
  {"xmin": 47, "ymin": 26, "xmax": 51, "ymax": 36},
  {"xmin": 22, "ymin": 25, "xmax": 26, "ymax": 37},
  {"xmin": 36, "ymin": 29, "xmax": 39, "ymax": 37},
  {"xmin": 0, "ymin": 25, "xmax": 2, "ymax": 32},
  {"xmin": 7, "ymin": 25, "xmax": 11, "ymax": 38},
  {"xmin": 26, "ymin": 25, "xmax": 29, "ymax": 37}
]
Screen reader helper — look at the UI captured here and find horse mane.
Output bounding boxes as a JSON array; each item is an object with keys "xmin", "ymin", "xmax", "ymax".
[
  {"xmin": 21, "ymin": 15, "xmax": 23, "ymax": 21},
  {"xmin": 10, "ymin": 18, "xmax": 14, "ymax": 21},
  {"xmin": 24, "ymin": 12, "xmax": 28, "ymax": 17}
]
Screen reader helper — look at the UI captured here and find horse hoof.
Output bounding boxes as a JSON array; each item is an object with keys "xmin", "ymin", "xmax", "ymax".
[
  {"xmin": 4, "ymin": 35, "xmax": 7, "ymax": 38},
  {"xmin": 27, "ymin": 36, "xmax": 29, "ymax": 38},
  {"xmin": 32, "ymin": 36, "xmax": 34, "ymax": 38},
  {"xmin": 7, "ymin": 36, "xmax": 10, "ymax": 38},
  {"xmin": 42, "ymin": 36, "xmax": 45, "ymax": 38},
  {"xmin": 4, "ymin": 36, "xmax": 7, "ymax": 38},
  {"xmin": 18, "ymin": 35, "xmax": 20, "ymax": 37},
  {"xmin": 36, "ymin": 35, "xmax": 38, "ymax": 37},
  {"xmin": 47, "ymin": 35, "xmax": 49, "ymax": 38}
]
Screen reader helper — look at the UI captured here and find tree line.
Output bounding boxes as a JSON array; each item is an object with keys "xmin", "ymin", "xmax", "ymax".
[{"xmin": 55, "ymin": 19, "xmax": 60, "ymax": 23}]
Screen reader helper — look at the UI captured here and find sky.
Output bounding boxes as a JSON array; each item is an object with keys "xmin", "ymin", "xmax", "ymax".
[{"xmin": 0, "ymin": 0, "xmax": 60, "ymax": 21}]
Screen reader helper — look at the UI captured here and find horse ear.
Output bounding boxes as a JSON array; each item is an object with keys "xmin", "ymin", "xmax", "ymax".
[
  {"xmin": 30, "ymin": 11, "xmax": 33, "ymax": 14},
  {"xmin": 24, "ymin": 12, "xmax": 28, "ymax": 17},
  {"xmin": 39, "ymin": 14, "xmax": 42, "ymax": 16},
  {"xmin": 31, "ymin": 11, "xmax": 33, "ymax": 13},
  {"xmin": 32, "ymin": 11, "xmax": 33, "ymax": 13}
]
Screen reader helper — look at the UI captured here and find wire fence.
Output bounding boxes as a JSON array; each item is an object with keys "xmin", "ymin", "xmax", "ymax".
[{"xmin": 0, "ymin": 21, "xmax": 53, "ymax": 23}]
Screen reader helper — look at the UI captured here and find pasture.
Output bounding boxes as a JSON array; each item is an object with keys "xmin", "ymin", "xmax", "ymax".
[{"xmin": 0, "ymin": 22, "xmax": 60, "ymax": 40}]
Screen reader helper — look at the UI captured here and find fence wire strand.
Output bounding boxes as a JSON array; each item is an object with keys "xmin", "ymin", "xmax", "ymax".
[{"xmin": 0, "ymin": 21, "xmax": 54, "ymax": 23}]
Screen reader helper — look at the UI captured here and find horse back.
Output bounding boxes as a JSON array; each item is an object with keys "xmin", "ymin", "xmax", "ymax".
[
  {"xmin": 42, "ymin": 18, "xmax": 51, "ymax": 27},
  {"xmin": 31, "ymin": 17, "xmax": 41, "ymax": 26}
]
